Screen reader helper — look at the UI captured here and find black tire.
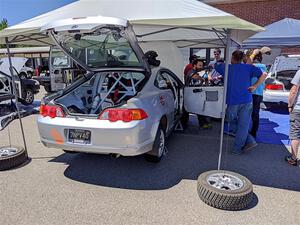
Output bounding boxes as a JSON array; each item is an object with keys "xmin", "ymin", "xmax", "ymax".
[
  {"xmin": 145, "ymin": 125, "xmax": 166, "ymax": 163},
  {"xmin": 26, "ymin": 72, "xmax": 33, "ymax": 79},
  {"xmin": 0, "ymin": 146, "xmax": 28, "ymax": 171},
  {"xmin": 20, "ymin": 88, "xmax": 34, "ymax": 105},
  {"xmin": 197, "ymin": 170, "xmax": 253, "ymax": 211},
  {"xmin": 19, "ymin": 72, "xmax": 27, "ymax": 80}
]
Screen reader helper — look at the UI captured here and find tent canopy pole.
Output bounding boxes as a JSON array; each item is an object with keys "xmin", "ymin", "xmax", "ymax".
[
  {"xmin": 5, "ymin": 37, "xmax": 28, "ymax": 155},
  {"xmin": 217, "ymin": 29, "xmax": 231, "ymax": 171}
]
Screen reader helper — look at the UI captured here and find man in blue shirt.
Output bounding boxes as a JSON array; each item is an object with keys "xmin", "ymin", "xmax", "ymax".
[{"xmin": 215, "ymin": 50, "xmax": 267, "ymax": 154}]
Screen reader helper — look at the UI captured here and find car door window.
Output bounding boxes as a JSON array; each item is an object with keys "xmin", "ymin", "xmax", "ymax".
[{"xmin": 155, "ymin": 72, "xmax": 170, "ymax": 89}]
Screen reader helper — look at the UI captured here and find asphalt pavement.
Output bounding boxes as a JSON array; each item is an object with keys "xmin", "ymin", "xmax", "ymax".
[{"xmin": 0, "ymin": 91, "xmax": 299, "ymax": 225}]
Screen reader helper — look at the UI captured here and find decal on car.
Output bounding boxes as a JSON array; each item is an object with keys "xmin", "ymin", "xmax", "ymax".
[
  {"xmin": 50, "ymin": 128, "xmax": 64, "ymax": 144},
  {"xmin": 159, "ymin": 95, "xmax": 166, "ymax": 106}
]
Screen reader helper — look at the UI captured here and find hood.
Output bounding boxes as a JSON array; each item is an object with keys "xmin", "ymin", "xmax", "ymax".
[
  {"xmin": 270, "ymin": 56, "xmax": 300, "ymax": 74},
  {"xmin": 0, "ymin": 57, "xmax": 28, "ymax": 76}
]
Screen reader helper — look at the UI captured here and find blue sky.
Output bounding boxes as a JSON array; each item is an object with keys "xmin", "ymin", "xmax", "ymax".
[{"xmin": 0, "ymin": 0, "xmax": 77, "ymax": 26}]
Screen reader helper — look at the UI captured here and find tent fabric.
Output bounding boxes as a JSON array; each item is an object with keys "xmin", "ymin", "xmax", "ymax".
[
  {"xmin": 0, "ymin": 0, "xmax": 263, "ymax": 47},
  {"xmin": 243, "ymin": 18, "xmax": 300, "ymax": 48}
]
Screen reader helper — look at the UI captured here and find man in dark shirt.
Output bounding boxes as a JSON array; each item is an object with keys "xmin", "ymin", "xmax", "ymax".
[
  {"xmin": 185, "ymin": 59, "xmax": 204, "ymax": 86},
  {"xmin": 215, "ymin": 50, "xmax": 267, "ymax": 154},
  {"xmin": 185, "ymin": 59, "xmax": 212, "ymax": 129},
  {"xmin": 184, "ymin": 55, "xmax": 198, "ymax": 82}
]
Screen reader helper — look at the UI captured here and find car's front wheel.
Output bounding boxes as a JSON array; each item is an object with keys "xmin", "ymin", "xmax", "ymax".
[
  {"xmin": 20, "ymin": 88, "xmax": 34, "ymax": 105},
  {"xmin": 145, "ymin": 125, "xmax": 166, "ymax": 163},
  {"xmin": 26, "ymin": 72, "xmax": 33, "ymax": 79}
]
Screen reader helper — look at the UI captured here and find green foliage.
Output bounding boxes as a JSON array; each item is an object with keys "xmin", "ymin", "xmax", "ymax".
[
  {"xmin": 0, "ymin": 18, "xmax": 8, "ymax": 31},
  {"xmin": 0, "ymin": 18, "xmax": 8, "ymax": 48}
]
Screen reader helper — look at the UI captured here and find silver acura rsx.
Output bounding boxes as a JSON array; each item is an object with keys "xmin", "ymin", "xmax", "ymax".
[{"xmin": 37, "ymin": 16, "xmax": 185, "ymax": 162}]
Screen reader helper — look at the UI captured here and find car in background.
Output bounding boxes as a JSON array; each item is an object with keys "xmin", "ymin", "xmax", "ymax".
[
  {"xmin": 0, "ymin": 57, "xmax": 40, "ymax": 105},
  {"xmin": 19, "ymin": 61, "xmax": 34, "ymax": 79},
  {"xmin": 263, "ymin": 55, "xmax": 300, "ymax": 108}
]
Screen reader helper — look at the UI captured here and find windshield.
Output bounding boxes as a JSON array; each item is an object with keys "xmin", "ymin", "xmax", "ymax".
[
  {"xmin": 54, "ymin": 27, "xmax": 142, "ymax": 69},
  {"xmin": 51, "ymin": 50, "xmax": 70, "ymax": 68}
]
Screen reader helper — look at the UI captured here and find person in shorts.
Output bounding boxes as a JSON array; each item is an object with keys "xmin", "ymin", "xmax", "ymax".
[{"xmin": 286, "ymin": 69, "xmax": 300, "ymax": 166}]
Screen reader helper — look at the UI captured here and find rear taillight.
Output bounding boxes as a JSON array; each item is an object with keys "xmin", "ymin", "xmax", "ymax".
[
  {"xmin": 40, "ymin": 104, "xmax": 65, "ymax": 118},
  {"xmin": 265, "ymin": 84, "xmax": 284, "ymax": 90},
  {"xmin": 98, "ymin": 108, "xmax": 148, "ymax": 122}
]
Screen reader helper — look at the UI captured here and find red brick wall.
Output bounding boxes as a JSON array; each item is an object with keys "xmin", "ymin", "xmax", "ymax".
[
  {"xmin": 212, "ymin": 0, "xmax": 300, "ymax": 54},
  {"xmin": 213, "ymin": 0, "xmax": 300, "ymax": 26}
]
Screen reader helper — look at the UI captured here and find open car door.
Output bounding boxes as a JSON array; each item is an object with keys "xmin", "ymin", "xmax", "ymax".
[
  {"xmin": 0, "ymin": 57, "xmax": 26, "ymax": 102},
  {"xmin": 184, "ymin": 86, "xmax": 224, "ymax": 119}
]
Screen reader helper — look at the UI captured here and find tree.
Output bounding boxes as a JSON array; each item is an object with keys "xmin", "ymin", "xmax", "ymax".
[
  {"xmin": 0, "ymin": 18, "xmax": 8, "ymax": 30},
  {"xmin": 0, "ymin": 18, "xmax": 8, "ymax": 48}
]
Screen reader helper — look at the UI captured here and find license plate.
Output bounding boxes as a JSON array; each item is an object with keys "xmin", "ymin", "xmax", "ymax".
[{"xmin": 68, "ymin": 129, "xmax": 91, "ymax": 144}]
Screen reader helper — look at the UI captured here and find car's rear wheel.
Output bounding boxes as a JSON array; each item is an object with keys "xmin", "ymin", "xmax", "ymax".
[
  {"xmin": 145, "ymin": 125, "xmax": 166, "ymax": 163},
  {"xmin": 0, "ymin": 146, "xmax": 28, "ymax": 171}
]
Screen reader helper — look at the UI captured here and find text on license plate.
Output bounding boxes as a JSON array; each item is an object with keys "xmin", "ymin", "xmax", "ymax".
[{"xmin": 68, "ymin": 129, "xmax": 91, "ymax": 143}]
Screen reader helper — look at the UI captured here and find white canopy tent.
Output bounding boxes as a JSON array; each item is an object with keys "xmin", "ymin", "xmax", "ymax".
[
  {"xmin": 0, "ymin": 0, "xmax": 262, "ymax": 46},
  {"xmin": 0, "ymin": 0, "xmax": 263, "ymax": 170}
]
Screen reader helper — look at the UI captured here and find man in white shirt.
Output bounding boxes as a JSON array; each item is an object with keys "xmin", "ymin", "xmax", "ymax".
[
  {"xmin": 286, "ymin": 69, "xmax": 300, "ymax": 166},
  {"xmin": 208, "ymin": 48, "xmax": 222, "ymax": 69}
]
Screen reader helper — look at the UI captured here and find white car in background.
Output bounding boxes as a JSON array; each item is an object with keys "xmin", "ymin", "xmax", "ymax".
[
  {"xmin": 19, "ymin": 59, "xmax": 34, "ymax": 79},
  {"xmin": 263, "ymin": 55, "xmax": 300, "ymax": 108}
]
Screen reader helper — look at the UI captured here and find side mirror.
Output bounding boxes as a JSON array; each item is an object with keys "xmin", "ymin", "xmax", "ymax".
[{"xmin": 158, "ymin": 80, "xmax": 168, "ymax": 89}]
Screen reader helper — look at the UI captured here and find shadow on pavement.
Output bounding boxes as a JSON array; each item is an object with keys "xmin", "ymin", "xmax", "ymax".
[
  {"xmin": 49, "ymin": 122, "xmax": 300, "ymax": 191},
  {"xmin": 256, "ymin": 118, "xmax": 289, "ymax": 145}
]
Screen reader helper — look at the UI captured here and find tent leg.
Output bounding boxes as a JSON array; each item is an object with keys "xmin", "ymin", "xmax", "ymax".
[
  {"xmin": 217, "ymin": 30, "xmax": 231, "ymax": 171},
  {"xmin": 5, "ymin": 37, "xmax": 28, "ymax": 157}
]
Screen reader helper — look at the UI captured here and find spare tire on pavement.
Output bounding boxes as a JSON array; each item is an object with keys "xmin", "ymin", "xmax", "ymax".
[
  {"xmin": 0, "ymin": 146, "xmax": 28, "ymax": 171},
  {"xmin": 197, "ymin": 170, "xmax": 253, "ymax": 211}
]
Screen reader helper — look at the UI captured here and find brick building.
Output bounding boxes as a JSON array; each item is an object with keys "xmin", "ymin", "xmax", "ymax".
[{"xmin": 202, "ymin": 0, "xmax": 300, "ymax": 54}]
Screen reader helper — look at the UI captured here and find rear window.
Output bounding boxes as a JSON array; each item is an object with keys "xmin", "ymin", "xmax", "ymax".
[{"xmin": 54, "ymin": 27, "xmax": 142, "ymax": 69}]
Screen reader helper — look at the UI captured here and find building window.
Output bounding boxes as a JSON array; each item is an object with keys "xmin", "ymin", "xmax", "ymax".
[{"xmin": 190, "ymin": 48, "xmax": 225, "ymax": 65}]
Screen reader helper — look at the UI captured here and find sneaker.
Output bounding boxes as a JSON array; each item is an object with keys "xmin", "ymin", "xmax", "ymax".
[
  {"xmin": 285, "ymin": 155, "xmax": 298, "ymax": 166},
  {"xmin": 242, "ymin": 142, "xmax": 258, "ymax": 152},
  {"xmin": 202, "ymin": 123, "xmax": 213, "ymax": 129},
  {"xmin": 231, "ymin": 150, "xmax": 242, "ymax": 155},
  {"xmin": 224, "ymin": 130, "xmax": 236, "ymax": 137}
]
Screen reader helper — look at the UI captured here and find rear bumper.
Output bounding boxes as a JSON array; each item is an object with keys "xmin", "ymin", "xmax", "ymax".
[
  {"xmin": 263, "ymin": 90, "xmax": 288, "ymax": 103},
  {"xmin": 40, "ymin": 137, "xmax": 154, "ymax": 156},
  {"xmin": 37, "ymin": 115, "xmax": 158, "ymax": 156}
]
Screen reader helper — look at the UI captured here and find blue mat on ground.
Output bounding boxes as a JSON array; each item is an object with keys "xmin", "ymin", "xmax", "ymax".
[
  {"xmin": 223, "ymin": 106, "xmax": 289, "ymax": 145},
  {"xmin": 257, "ymin": 107, "xmax": 289, "ymax": 145}
]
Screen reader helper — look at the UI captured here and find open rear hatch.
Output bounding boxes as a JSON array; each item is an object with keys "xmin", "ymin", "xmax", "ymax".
[
  {"xmin": 41, "ymin": 16, "xmax": 150, "ymax": 116},
  {"xmin": 0, "ymin": 57, "xmax": 27, "ymax": 101}
]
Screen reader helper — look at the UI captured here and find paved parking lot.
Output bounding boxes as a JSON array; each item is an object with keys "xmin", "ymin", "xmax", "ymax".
[{"xmin": 0, "ymin": 88, "xmax": 300, "ymax": 225}]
